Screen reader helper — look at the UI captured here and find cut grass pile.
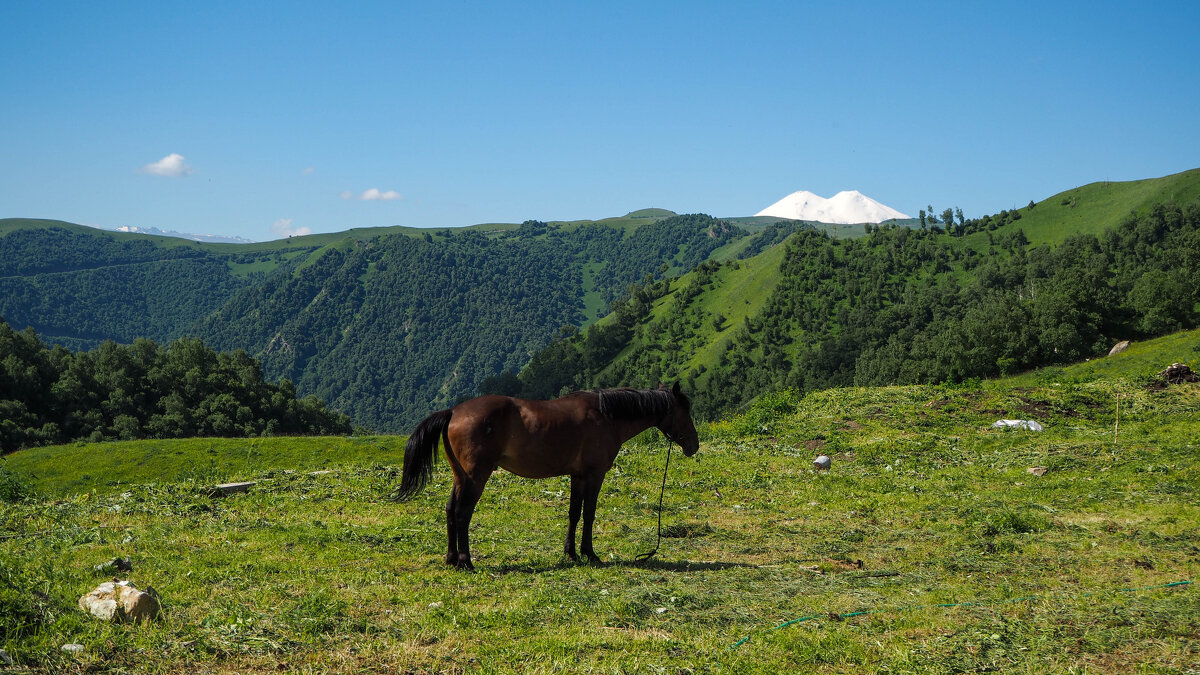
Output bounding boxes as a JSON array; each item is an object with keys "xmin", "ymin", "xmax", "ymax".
[{"xmin": 2, "ymin": 345, "xmax": 1198, "ymax": 672}]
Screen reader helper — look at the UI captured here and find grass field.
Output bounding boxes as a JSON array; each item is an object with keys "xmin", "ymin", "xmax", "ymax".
[{"xmin": 2, "ymin": 334, "xmax": 1198, "ymax": 672}]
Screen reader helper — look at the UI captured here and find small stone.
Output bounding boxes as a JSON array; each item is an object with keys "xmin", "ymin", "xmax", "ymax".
[
  {"xmin": 1108, "ymin": 340, "xmax": 1131, "ymax": 356},
  {"xmin": 1027, "ymin": 467, "xmax": 1048, "ymax": 477},
  {"xmin": 654, "ymin": 607, "xmax": 668, "ymax": 614},
  {"xmin": 428, "ymin": 601, "xmax": 443, "ymax": 609},
  {"xmin": 0, "ymin": 649, "xmax": 12, "ymax": 665},
  {"xmin": 813, "ymin": 455, "xmax": 831, "ymax": 470},
  {"xmin": 62, "ymin": 644, "xmax": 85, "ymax": 654}
]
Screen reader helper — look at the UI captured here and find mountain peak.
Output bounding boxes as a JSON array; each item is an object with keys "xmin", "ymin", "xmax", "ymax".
[{"xmin": 756, "ymin": 190, "xmax": 909, "ymax": 224}]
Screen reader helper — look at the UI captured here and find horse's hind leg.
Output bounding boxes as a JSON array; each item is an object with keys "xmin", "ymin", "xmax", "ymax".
[
  {"xmin": 448, "ymin": 468, "xmax": 492, "ymax": 571},
  {"xmin": 564, "ymin": 475, "xmax": 584, "ymax": 561},
  {"xmin": 444, "ymin": 491, "xmax": 459, "ymax": 565}
]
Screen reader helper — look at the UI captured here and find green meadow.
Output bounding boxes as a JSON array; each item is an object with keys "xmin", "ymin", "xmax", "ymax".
[
  {"xmin": 2, "ymin": 331, "xmax": 1198, "ymax": 673},
  {"xmin": 986, "ymin": 167, "xmax": 1200, "ymax": 246}
]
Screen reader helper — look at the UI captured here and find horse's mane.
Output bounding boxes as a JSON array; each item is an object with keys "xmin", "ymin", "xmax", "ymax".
[{"xmin": 579, "ymin": 387, "xmax": 676, "ymax": 421}]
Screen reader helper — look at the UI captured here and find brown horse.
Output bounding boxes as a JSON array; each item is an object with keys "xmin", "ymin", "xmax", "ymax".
[{"xmin": 397, "ymin": 383, "xmax": 700, "ymax": 570}]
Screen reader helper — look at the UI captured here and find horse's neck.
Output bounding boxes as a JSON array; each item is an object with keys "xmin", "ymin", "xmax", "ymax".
[{"xmin": 613, "ymin": 416, "xmax": 661, "ymax": 445}]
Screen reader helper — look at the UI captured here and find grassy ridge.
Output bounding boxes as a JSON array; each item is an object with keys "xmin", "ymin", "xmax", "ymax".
[
  {"xmin": 2, "ymin": 332, "xmax": 1198, "ymax": 672},
  {"xmin": 991, "ymin": 167, "xmax": 1200, "ymax": 245}
]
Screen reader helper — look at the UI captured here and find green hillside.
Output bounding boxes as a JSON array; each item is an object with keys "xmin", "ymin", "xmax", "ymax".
[
  {"xmin": 0, "ymin": 221, "xmax": 273, "ymax": 349},
  {"xmin": 519, "ymin": 185, "xmax": 1200, "ymax": 419},
  {"xmin": 983, "ymin": 167, "xmax": 1200, "ymax": 245},
  {"xmin": 0, "ymin": 212, "xmax": 749, "ymax": 434},
  {"xmin": 5, "ymin": 168, "xmax": 1200, "ymax": 439}
]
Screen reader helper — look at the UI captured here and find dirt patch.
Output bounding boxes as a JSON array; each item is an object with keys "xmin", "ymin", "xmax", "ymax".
[{"xmin": 1016, "ymin": 397, "xmax": 1075, "ymax": 418}]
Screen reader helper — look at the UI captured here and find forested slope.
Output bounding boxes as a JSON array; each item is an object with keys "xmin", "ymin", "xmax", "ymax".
[
  {"xmin": 520, "ymin": 197, "xmax": 1200, "ymax": 419},
  {"xmin": 0, "ymin": 214, "xmax": 749, "ymax": 433},
  {"xmin": 196, "ymin": 215, "xmax": 746, "ymax": 430},
  {"xmin": 0, "ymin": 221, "xmax": 266, "ymax": 350}
]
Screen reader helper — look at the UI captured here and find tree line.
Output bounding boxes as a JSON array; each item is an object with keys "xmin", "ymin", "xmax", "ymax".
[{"xmin": 0, "ymin": 320, "xmax": 351, "ymax": 453}]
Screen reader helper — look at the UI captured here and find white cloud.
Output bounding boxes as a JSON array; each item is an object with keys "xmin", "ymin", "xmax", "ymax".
[
  {"xmin": 141, "ymin": 153, "xmax": 193, "ymax": 177},
  {"xmin": 341, "ymin": 188, "xmax": 403, "ymax": 201},
  {"xmin": 362, "ymin": 188, "xmax": 402, "ymax": 201},
  {"xmin": 303, "ymin": 166, "xmax": 315, "ymax": 175},
  {"xmin": 271, "ymin": 218, "xmax": 311, "ymax": 238}
]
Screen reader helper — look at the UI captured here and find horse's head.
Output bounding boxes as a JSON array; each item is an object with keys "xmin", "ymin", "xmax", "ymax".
[{"xmin": 659, "ymin": 382, "xmax": 700, "ymax": 457}]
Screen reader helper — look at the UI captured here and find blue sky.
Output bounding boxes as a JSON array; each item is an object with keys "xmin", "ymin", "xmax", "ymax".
[{"xmin": 2, "ymin": 2, "xmax": 1197, "ymax": 241}]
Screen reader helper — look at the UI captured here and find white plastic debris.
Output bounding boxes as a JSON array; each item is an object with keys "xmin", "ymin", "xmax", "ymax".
[{"xmin": 991, "ymin": 419, "xmax": 1044, "ymax": 431}]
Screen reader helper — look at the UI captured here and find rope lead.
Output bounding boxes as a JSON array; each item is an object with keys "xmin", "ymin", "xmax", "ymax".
[{"xmin": 635, "ymin": 435, "xmax": 672, "ymax": 561}]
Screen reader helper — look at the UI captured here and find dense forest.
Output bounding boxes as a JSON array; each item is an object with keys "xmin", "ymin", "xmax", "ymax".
[
  {"xmin": 0, "ymin": 215, "xmax": 745, "ymax": 434},
  {"xmin": 517, "ymin": 199, "xmax": 1200, "ymax": 418},
  {"xmin": 0, "ymin": 223, "xmax": 283, "ymax": 350},
  {"xmin": 195, "ymin": 214, "xmax": 745, "ymax": 431},
  {"xmin": 0, "ymin": 320, "xmax": 351, "ymax": 452}
]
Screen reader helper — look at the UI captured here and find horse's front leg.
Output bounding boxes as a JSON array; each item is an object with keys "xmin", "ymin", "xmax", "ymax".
[
  {"xmin": 579, "ymin": 471, "xmax": 607, "ymax": 564},
  {"xmin": 564, "ymin": 475, "xmax": 584, "ymax": 561}
]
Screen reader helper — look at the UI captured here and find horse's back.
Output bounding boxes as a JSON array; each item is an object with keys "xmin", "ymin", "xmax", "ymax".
[{"xmin": 446, "ymin": 393, "xmax": 607, "ymax": 479}]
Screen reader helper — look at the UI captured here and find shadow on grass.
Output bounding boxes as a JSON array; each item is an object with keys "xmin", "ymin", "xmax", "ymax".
[{"xmin": 488, "ymin": 556, "xmax": 757, "ymax": 575}]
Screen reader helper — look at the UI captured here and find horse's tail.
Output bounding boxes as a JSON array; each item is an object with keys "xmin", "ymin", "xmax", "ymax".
[{"xmin": 397, "ymin": 408, "xmax": 453, "ymax": 501}]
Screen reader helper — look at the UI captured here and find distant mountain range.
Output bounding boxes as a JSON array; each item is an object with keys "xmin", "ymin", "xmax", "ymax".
[
  {"xmin": 3, "ymin": 168, "xmax": 1198, "ymax": 432},
  {"xmin": 113, "ymin": 225, "xmax": 255, "ymax": 244},
  {"xmin": 755, "ymin": 190, "xmax": 910, "ymax": 223}
]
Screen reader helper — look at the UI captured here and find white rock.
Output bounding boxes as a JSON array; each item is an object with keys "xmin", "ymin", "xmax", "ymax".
[
  {"xmin": 813, "ymin": 455, "xmax": 832, "ymax": 470},
  {"xmin": 78, "ymin": 580, "xmax": 160, "ymax": 623}
]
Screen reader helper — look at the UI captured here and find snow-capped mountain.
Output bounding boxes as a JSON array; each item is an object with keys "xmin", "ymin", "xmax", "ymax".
[
  {"xmin": 114, "ymin": 225, "xmax": 255, "ymax": 244},
  {"xmin": 755, "ymin": 190, "xmax": 910, "ymax": 224}
]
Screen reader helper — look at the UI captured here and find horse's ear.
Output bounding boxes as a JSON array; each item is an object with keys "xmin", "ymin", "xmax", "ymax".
[{"xmin": 672, "ymin": 381, "xmax": 682, "ymax": 396}]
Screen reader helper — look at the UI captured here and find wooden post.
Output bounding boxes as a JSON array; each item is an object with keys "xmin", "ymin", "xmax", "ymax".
[{"xmin": 1114, "ymin": 393, "xmax": 1120, "ymax": 445}]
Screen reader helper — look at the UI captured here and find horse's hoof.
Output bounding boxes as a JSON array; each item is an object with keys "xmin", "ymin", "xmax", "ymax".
[{"xmin": 583, "ymin": 552, "xmax": 604, "ymax": 565}]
